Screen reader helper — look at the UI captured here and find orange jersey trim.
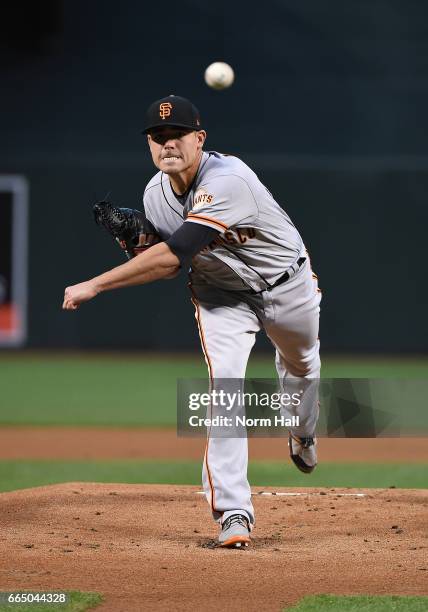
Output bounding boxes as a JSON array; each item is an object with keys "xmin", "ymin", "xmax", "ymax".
[{"xmin": 187, "ymin": 213, "xmax": 228, "ymax": 232}]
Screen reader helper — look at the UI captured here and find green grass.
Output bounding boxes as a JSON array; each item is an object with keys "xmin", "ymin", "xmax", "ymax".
[
  {"xmin": 0, "ymin": 354, "xmax": 426, "ymax": 427},
  {"xmin": 284, "ymin": 594, "xmax": 428, "ymax": 611},
  {"xmin": 0, "ymin": 591, "xmax": 102, "ymax": 611},
  {"xmin": 0, "ymin": 356, "xmax": 204, "ymax": 427},
  {"xmin": 0, "ymin": 460, "xmax": 426, "ymax": 493}
]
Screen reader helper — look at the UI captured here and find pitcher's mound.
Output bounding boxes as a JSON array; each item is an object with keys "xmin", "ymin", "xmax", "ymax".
[{"xmin": 0, "ymin": 483, "xmax": 427, "ymax": 611}]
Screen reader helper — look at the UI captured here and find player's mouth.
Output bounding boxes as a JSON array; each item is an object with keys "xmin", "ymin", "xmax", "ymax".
[{"xmin": 161, "ymin": 155, "xmax": 181, "ymax": 162}]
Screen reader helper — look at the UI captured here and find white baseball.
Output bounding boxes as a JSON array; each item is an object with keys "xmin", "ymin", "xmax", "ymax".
[{"xmin": 204, "ymin": 62, "xmax": 235, "ymax": 90}]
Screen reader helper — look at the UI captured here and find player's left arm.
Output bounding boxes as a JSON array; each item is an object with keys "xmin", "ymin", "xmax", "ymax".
[
  {"xmin": 186, "ymin": 175, "xmax": 258, "ymax": 232},
  {"xmin": 62, "ymin": 224, "xmax": 219, "ymax": 310}
]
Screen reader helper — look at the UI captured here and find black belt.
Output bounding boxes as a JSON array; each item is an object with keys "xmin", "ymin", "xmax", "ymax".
[{"xmin": 248, "ymin": 257, "xmax": 306, "ymax": 294}]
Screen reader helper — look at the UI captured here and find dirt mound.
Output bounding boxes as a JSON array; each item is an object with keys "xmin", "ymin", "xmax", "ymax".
[{"xmin": 0, "ymin": 483, "xmax": 426, "ymax": 611}]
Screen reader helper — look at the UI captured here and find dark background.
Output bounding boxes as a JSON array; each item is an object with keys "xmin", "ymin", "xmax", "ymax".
[{"xmin": 1, "ymin": 0, "xmax": 427, "ymax": 351}]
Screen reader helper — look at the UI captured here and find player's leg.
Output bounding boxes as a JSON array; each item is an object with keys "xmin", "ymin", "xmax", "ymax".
[
  {"xmin": 262, "ymin": 261, "xmax": 321, "ymax": 442},
  {"xmin": 189, "ymin": 281, "xmax": 261, "ymax": 527}
]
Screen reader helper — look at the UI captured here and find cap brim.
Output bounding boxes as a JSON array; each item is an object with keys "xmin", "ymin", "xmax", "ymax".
[{"xmin": 142, "ymin": 122, "xmax": 202, "ymax": 135}]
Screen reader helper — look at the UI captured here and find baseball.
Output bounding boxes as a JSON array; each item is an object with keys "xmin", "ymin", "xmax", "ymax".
[{"xmin": 204, "ymin": 62, "xmax": 235, "ymax": 90}]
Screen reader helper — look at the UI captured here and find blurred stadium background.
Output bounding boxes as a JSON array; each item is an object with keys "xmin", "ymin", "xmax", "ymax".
[{"xmin": 1, "ymin": 0, "xmax": 427, "ymax": 352}]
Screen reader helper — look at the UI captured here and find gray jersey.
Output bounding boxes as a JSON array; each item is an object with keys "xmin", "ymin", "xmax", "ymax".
[{"xmin": 143, "ymin": 151, "xmax": 305, "ymax": 292}]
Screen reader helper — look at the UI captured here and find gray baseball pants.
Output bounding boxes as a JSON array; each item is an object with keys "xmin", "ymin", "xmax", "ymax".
[{"xmin": 189, "ymin": 259, "xmax": 321, "ymax": 525}]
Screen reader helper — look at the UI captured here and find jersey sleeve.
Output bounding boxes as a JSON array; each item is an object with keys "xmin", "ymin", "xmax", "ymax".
[
  {"xmin": 142, "ymin": 191, "xmax": 158, "ymax": 233},
  {"xmin": 186, "ymin": 175, "xmax": 258, "ymax": 233}
]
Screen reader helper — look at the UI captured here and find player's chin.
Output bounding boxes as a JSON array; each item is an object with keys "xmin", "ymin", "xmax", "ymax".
[{"xmin": 159, "ymin": 158, "xmax": 184, "ymax": 173}]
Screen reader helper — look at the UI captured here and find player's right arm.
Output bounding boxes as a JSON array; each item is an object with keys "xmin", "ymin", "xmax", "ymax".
[
  {"xmin": 63, "ymin": 242, "xmax": 180, "ymax": 309},
  {"xmin": 165, "ymin": 223, "xmax": 219, "ymax": 268},
  {"xmin": 62, "ymin": 223, "xmax": 219, "ymax": 310}
]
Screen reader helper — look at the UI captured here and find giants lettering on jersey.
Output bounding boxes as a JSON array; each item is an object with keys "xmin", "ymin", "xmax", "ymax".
[
  {"xmin": 193, "ymin": 188, "xmax": 213, "ymax": 211},
  {"xmin": 202, "ymin": 227, "xmax": 257, "ymax": 252}
]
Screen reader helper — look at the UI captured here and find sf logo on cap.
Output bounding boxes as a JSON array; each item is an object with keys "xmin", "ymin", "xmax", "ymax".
[{"xmin": 159, "ymin": 102, "xmax": 172, "ymax": 120}]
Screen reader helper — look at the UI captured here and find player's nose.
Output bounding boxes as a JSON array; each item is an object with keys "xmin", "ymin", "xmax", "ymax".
[
  {"xmin": 163, "ymin": 137, "xmax": 178, "ymax": 147},
  {"xmin": 162, "ymin": 143, "xmax": 179, "ymax": 155}
]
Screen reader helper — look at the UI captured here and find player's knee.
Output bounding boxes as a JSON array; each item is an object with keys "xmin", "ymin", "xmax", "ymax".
[
  {"xmin": 211, "ymin": 360, "xmax": 247, "ymax": 379},
  {"xmin": 212, "ymin": 368, "xmax": 246, "ymax": 379},
  {"xmin": 283, "ymin": 351, "xmax": 320, "ymax": 378}
]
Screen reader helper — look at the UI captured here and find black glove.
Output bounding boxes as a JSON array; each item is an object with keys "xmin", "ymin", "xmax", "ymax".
[{"xmin": 93, "ymin": 200, "xmax": 161, "ymax": 259}]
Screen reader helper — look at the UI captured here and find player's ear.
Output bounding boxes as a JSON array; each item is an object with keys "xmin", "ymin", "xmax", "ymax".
[{"xmin": 196, "ymin": 130, "xmax": 207, "ymax": 148}]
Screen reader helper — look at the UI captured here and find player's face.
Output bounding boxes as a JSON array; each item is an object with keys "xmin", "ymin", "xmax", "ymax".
[{"xmin": 147, "ymin": 127, "xmax": 206, "ymax": 175}]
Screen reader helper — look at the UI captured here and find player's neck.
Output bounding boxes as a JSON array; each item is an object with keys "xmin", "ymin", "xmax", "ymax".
[{"xmin": 168, "ymin": 150, "xmax": 204, "ymax": 195}]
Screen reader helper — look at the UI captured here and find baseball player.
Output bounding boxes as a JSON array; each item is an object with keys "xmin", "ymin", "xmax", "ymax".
[{"xmin": 63, "ymin": 95, "xmax": 321, "ymax": 548}]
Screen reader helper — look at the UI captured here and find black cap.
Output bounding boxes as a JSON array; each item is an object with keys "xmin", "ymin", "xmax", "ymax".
[{"xmin": 142, "ymin": 95, "xmax": 202, "ymax": 134}]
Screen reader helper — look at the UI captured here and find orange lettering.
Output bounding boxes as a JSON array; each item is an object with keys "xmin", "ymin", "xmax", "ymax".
[{"xmin": 159, "ymin": 102, "xmax": 172, "ymax": 120}]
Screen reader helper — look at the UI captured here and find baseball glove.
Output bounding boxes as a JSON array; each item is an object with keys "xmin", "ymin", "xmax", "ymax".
[{"xmin": 93, "ymin": 200, "xmax": 161, "ymax": 259}]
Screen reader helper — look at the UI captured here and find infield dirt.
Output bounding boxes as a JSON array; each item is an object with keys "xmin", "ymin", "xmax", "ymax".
[
  {"xmin": 0, "ymin": 483, "xmax": 427, "ymax": 611},
  {"xmin": 1, "ymin": 427, "xmax": 427, "ymax": 461}
]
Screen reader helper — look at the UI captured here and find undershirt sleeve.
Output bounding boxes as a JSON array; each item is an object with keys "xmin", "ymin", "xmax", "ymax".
[{"xmin": 166, "ymin": 222, "xmax": 219, "ymax": 268}]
